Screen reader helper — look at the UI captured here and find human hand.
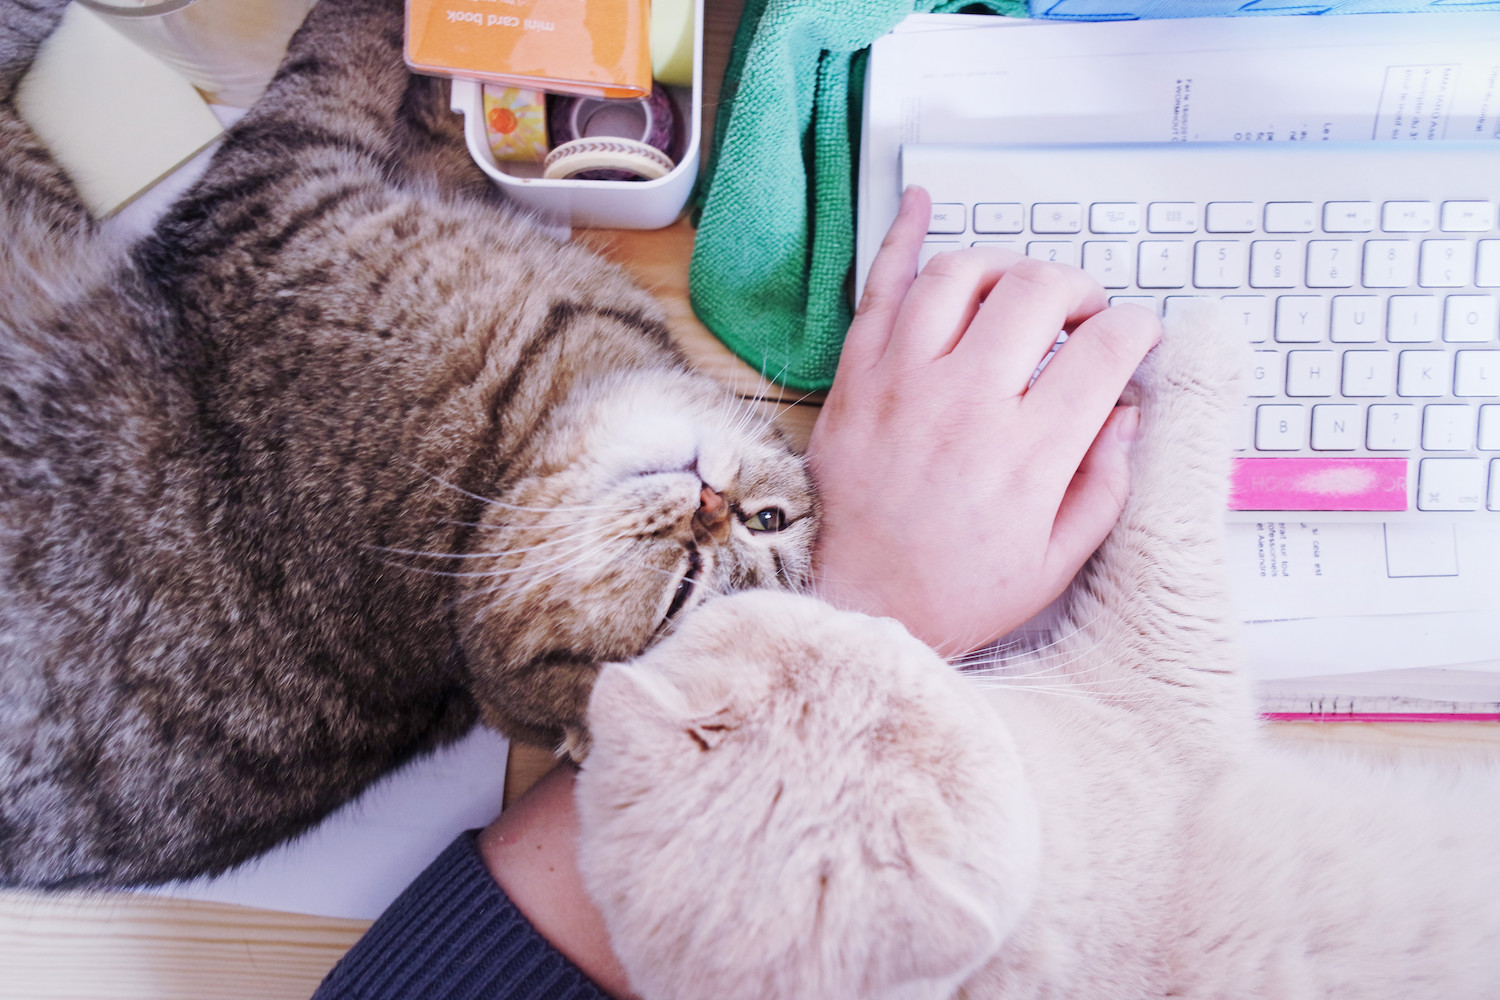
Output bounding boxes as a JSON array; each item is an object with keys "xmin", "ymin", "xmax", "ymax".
[{"xmin": 805, "ymin": 186, "xmax": 1161, "ymax": 656}]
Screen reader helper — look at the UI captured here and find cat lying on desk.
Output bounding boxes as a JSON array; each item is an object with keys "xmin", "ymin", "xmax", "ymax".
[
  {"xmin": 0, "ymin": 0, "xmax": 813, "ymax": 887},
  {"xmin": 574, "ymin": 304, "xmax": 1500, "ymax": 999}
]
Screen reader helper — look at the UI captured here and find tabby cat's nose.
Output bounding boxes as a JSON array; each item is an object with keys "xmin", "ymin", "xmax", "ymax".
[{"xmin": 695, "ymin": 485, "xmax": 730, "ymax": 534}]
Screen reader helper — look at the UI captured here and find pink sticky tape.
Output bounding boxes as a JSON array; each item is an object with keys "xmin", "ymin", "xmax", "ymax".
[{"xmin": 1229, "ymin": 457, "xmax": 1408, "ymax": 512}]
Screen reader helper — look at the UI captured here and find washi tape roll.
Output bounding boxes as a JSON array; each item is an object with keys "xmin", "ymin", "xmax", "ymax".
[
  {"xmin": 542, "ymin": 137, "xmax": 675, "ymax": 182},
  {"xmin": 546, "ymin": 88, "xmax": 681, "ymax": 181},
  {"xmin": 482, "ymin": 85, "xmax": 548, "ymax": 163}
]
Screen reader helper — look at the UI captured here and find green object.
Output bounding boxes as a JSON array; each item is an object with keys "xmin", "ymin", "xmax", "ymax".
[{"xmin": 690, "ymin": 0, "xmax": 1024, "ymax": 392}]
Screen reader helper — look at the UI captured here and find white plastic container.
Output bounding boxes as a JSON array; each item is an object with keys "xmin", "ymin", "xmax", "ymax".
[{"xmin": 448, "ymin": 0, "xmax": 702, "ymax": 230}]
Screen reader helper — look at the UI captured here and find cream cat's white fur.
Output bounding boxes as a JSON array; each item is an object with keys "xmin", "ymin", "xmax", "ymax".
[{"xmin": 574, "ymin": 304, "xmax": 1500, "ymax": 999}]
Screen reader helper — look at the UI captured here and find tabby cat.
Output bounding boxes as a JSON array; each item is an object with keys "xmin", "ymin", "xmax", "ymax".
[
  {"xmin": 574, "ymin": 304, "xmax": 1500, "ymax": 999},
  {"xmin": 0, "ymin": 0, "xmax": 814, "ymax": 888}
]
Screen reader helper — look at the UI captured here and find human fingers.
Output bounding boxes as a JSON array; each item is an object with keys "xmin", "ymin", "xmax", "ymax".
[
  {"xmin": 1023, "ymin": 302, "xmax": 1160, "ymax": 462},
  {"xmin": 883, "ymin": 245, "xmax": 1026, "ymax": 362},
  {"xmin": 1043, "ymin": 405, "xmax": 1139, "ymax": 585},
  {"xmin": 842, "ymin": 186, "xmax": 932, "ymax": 372},
  {"xmin": 956, "ymin": 258, "xmax": 1109, "ymax": 396}
]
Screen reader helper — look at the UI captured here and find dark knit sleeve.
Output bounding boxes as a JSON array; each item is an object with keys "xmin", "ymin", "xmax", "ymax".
[{"xmin": 311, "ymin": 831, "xmax": 611, "ymax": 1000}]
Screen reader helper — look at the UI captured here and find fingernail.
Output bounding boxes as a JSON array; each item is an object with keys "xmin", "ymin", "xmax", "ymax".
[{"xmin": 1114, "ymin": 405, "xmax": 1141, "ymax": 446}]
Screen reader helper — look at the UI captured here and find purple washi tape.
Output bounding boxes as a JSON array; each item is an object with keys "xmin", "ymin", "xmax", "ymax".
[{"xmin": 545, "ymin": 89, "xmax": 683, "ymax": 182}]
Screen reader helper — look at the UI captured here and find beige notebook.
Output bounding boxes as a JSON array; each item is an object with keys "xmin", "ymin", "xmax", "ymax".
[{"xmin": 15, "ymin": 3, "xmax": 225, "ymax": 218}]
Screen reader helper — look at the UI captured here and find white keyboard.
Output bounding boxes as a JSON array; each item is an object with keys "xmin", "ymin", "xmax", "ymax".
[{"xmin": 902, "ymin": 142, "xmax": 1500, "ymax": 521}]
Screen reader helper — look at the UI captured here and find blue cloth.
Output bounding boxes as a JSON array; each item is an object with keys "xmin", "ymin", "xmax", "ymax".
[{"xmin": 312, "ymin": 832, "xmax": 608, "ymax": 1000}]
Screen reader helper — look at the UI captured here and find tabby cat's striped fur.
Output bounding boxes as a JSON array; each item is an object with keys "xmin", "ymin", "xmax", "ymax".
[{"xmin": 0, "ymin": 0, "xmax": 814, "ymax": 888}]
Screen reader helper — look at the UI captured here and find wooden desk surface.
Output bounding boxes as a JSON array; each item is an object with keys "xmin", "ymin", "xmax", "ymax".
[{"xmin": 4, "ymin": 3, "xmax": 1497, "ymax": 998}]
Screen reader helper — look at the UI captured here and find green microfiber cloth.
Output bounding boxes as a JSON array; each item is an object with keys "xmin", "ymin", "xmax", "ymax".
[{"xmin": 689, "ymin": 0, "xmax": 1025, "ymax": 392}]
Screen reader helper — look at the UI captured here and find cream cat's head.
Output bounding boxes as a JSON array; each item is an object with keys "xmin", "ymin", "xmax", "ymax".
[
  {"xmin": 576, "ymin": 590, "xmax": 1040, "ymax": 1000},
  {"xmin": 458, "ymin": 370, "xmax": 817, "ymax": 752}
]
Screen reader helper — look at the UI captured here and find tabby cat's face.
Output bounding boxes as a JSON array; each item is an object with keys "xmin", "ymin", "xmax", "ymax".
[{"xmin": 458, "ymin": 370, "xmax": 817, "ymax": 746}]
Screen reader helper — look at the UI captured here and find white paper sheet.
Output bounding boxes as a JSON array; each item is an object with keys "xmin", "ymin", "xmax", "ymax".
[{"xmin": 857, "ymin": 11, "xmax": 1500, "ymax": 299}]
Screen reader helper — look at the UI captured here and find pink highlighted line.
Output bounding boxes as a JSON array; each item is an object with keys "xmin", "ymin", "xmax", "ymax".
[{"xmin": 1230, "ymin": 457, "xmax": 1408, "ymax": 512}]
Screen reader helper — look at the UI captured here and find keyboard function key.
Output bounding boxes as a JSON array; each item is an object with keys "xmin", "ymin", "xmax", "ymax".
[
  {"xmin": 928, "ymin": 203, "xmax": 966, "ymax": 234},
  {"xmin": 1032, "ymin": 203, "xmax": 1082, "ymax": 234},
  {"xmin": 1206, "ymin": 202, "xmax": 1258, "ymax": 233},
  {"xmin": 1323, "ymin": 201, "xmax": 1376, "ymax": 233},
  {"xmin": 973, "ymin": 203, "xmax": 1024, "ymax": 234},
  {"xmin": 1136, "ymin": 241, "xmax": 1189, "ymax": 288},
  {"xmin": 1304, "ymin": 240, "xmax": 1358, "ymax": 288},
  {"xmin": 1147, "ymin": 202, "xmax": 1198, "ymax": 233},
  {"xmin": 1250, "ymin": 241, "xmax": 1300, "ymax": 288},
  {"xmin": 1418, "ymin": 240, "xmax": 1475, "ymax": 288},
  {"xmin": 1382, "ymin": 201, "xmax": 1436, "ymax": 233},
  {"xmin": 1263, "ymin": 202, "xmax": 1316, "ymax": 233},
  {"xmin": 1089, "ymin": 203, "xmax": 1141, "ymax": 233},
  {"xmin": 1440, "ymin": 200, "xmax": 1495, "ymax": 233},
  {"xmin": 1443, "ymin": 295, "xmax": 1497, "ymax": 343},
  {"xmin": 1417, "ymin": 457, "xmax": 1484, "ymax": 511}
]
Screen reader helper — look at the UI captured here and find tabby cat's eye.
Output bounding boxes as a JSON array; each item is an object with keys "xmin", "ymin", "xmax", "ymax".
[{"xmin": 745, "ymin": 507, "xmax": 788, "ymax": 533}]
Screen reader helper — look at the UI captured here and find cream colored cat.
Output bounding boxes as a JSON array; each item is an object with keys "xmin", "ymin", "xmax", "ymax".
[{"xmin": 573, "ymin": 304, "xmax": 1500, "ymax": 1000}]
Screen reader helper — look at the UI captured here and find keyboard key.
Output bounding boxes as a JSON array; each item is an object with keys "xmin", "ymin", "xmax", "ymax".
[
  {"xmin": 1206, "ymin": 202, "xmax": 1257, "ymax": 233},
  {"xmin": 974, "ymin": 203, "xmax": 1024, "ymax": 234},
  {"xmin": 1330, "ymin": 295, "xmax": 1382, "ymax": 343},
  {"xmin": 1221, "ymin": 295, "xmax": 1271, "ymax": 343},
  {"xmin": 1255, "ymin": 404, "xmax": 1306, "ymax": 450},
  {"xmin": 1109, "ymin": 295, "xmax": 1157, "ymax": 311},
  {"xmin": 1228, "ymin": 456, "xmax": 1407, "ymax": 511},
  {"xmin": 1250, "ymin": 241, "xmax": 1299, "ymax": 288},
  {"xmin": 1480, "ymin": 405, "xmax": 1500, "ymax": 449},
  {"xmin": 1367, "ymin": 404, "xmax": 1418, "ymax": 450},
  {"xmin": 1027, "ymin": 241, "xmax": 1078, "ymax": 267},
  {"xmin": 1248, "ymin": 351, "xmax": 1281, "ymax": 397},
  {"xmin": 1341, "ymin": 350, "xmax": 1395, "ymax": 397},
  {"xmin": 1147, "ymin": 202, "xmax": 1198, "ymax": 233},
  {"xmin": 1382, "ymin": 201, "xmax": 1436, "ymax": 233},
  {"xmin": 970, "ymin": 240, "xmax": 1021, "ymax": 251},
  {"xmin": 1305, "ymin": 240, "xmax": 1357, "ymax": 288},
  {"xmin": 1137, "ymin": 241, "xmax": 1189, "ymax": 288},
  {"xmin": 928, "ymin": 203, "xmax": 966, "ymax": 234},
  {"xmin": 1363, "ymin": 240, "xmax": 1417, "ymax": 288},
  {"xmin": 1323, "ymin": 201, "xmax": 1376, "ymax": 233},
  {"xmin": 1032, "ymin": 203, "xmax": 1082, "ymax": 234},
  {"xmin": 1193, "ymin": 241, "xmax": 1245, "ymax": 288},
  {"xmin": 1386, "ymin": 295, "xmax": 1440, "ymax": 343},
  {"xmin": 1418, "ymin": 240, "xmax": 1474, "ymax": 288},
  {"xmin": 1263, "ymin": 202, "xmax": 1316, "ymax": 233},
  {"xmin": 1477, "ymin": 241, "xmax": 1500, "ymax": 287},
  {"xmin": 1286, "ymin": 350, "xmax": 1337, "ymax": 396},
  {"xmin": 1440, "ymin": 200, "xmax": 1495, "ymax": 232},
  {"xmin": 1491, "ymin": 459, "xmax": 1500, "ymax": 510},
  {"xmin": 1444, "ymin": 295, "xmax": 1497, "ymax": 343},
  {"xmin": 1417, "ymin": 457, "xmax": 1484, "ymax": 510},
  {"xmin": 1311, "ymin": 404, "xmax": 1361, "ymax": 450},
  {"xmin": 1397, "ymin": 350, "xmax": 1451, "ymax": 396},
  {"xmin": 1454, "ymin": 350, "xmax": 1500, "ymax": 397},
  {"xmin": 1422, "ymin": 404, "xmax": 1475, "ymax": 451},
  {"xmin": 1089, "ymin": 203, "xmax": 1140, "ymax": 233},
  {"xmin": 1274, "ymin": 295, "xmax": 1326, "ymax": 342},
  {"xmin": 1082, "ymin": 241, "xmax": 1132, "ymax": 287}
]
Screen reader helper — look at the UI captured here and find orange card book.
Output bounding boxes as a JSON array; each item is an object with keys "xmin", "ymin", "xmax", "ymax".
[{"xmin": 405, "ymin": 0, "xmax": 651, "ymax": 99}]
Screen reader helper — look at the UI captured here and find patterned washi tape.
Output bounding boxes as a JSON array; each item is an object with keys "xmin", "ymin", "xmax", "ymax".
[
  {"xmin": 541, "ymin": 137, "xmax": 675, "ymax": 182},
  {"xmin": 482, "ymin": 86, "xmax": 548, "ymax": 163},
  {"xmin": 545, "ymin": 89, "xmax": 681, "ymax": 181}
]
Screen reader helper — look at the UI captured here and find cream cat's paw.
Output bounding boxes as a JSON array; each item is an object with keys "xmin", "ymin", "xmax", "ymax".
[{"xmin": 574, "ymin": 591, "xmax": 1038, "ymax": 1000}]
